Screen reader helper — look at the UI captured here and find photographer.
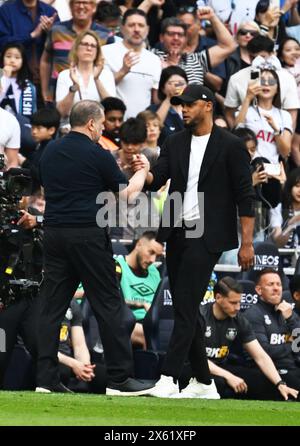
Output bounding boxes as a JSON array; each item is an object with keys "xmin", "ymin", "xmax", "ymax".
[{"xmin": 0, "ymin": 165, "xmax": 42, "ymax": 388}]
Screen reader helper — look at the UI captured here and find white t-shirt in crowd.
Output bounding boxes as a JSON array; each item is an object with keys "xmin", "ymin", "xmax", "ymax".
[
  {"xmin": 55, "ymin": 65, "xmax": 116, "ymax": 104},
  {"xmin": 0, "ymin": 107, "xmax": 20, "ymax": 156},
  {"xmin": 241, "ymin": 105, "xmax": 293, "ymax": 163},
  {"xmin": 225, "ymin": 66, "xmax": 300, "ymax": 111},
  {"xmin": 101, "ymin": 41, "xmax": 162, "ymax": 118},
  {"xmin": 182, "ymin": 133, "xmax": 210, "ymax": 221}
]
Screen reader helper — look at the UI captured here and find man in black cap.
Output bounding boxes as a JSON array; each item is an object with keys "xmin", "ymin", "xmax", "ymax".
[{"xmin": 142, "ymin": 83, "xmax": 256, "ymax": 398}]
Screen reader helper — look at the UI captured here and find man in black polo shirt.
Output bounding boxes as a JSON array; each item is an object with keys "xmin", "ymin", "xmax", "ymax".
[
  {"xmin": 199, "ymin": 276, "xmax": 298, "ymax": 400},
  {"xmin": 244, "ymin": 269, "xmax": 300, "ymax": 394},
  {"xmin": 35, "ymin": 100, "xmax": 154, "ymax": 395}
]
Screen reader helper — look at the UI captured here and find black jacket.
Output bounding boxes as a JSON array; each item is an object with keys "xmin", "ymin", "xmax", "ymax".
[
  {"xmin": 148, "ymin": 125, "xmax": 255, "ymax": 251},
  {"xmin": 244, "ymin": 298, "xmax": 300, "ymax": 369}
]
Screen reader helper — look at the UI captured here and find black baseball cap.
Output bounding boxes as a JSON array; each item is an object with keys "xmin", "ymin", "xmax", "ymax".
[{"xmin": 170, "ymin": 84, "xmax": 216, "ymax": 106}]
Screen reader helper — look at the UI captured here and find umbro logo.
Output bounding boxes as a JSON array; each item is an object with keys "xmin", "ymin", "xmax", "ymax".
[{"xmin": 130, "ymin": 283, "xmax": 155, "ymax": 296}]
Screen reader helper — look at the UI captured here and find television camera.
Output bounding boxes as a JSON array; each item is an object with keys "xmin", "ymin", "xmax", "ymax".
[{"xmin": 0, "ymin": 154, "xmax": 41, "ymax": 309}]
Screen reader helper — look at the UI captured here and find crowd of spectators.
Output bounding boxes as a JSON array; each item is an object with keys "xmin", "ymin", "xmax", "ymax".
[{"xmin": 1, "ymin": 0, "xmax": 300, "ymax": 399}]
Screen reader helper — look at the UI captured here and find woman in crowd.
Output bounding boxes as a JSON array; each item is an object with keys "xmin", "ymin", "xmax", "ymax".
[
  {"xmin": 56, "ymin": 30, "xmax": 115, "ymax": 128},
  {"xmin": 255, "ymin": 0, "xmax": 287, "ymax": 45},
  {"xmin": 225, "ymin": 20, "xmax": 260, "ymax": 80},
  {"xmin": 148, "ymin": 65, "xmax": 187, "ymax": 145},
  {"xmin": 234, "ymin": 67, "xmax": 292, "ymax": 164},
  {"xmin": 278, "ymin": 36, "xmax": 300, "ymax": 166}
]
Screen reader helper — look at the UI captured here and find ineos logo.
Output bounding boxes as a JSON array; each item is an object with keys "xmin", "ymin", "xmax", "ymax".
[
  {"xmin": 254, "ymin": 255, "xmax": 279, "ymax": 269},
  {"xmin": 163, "ymin": 289, "xmax": 173, "ymax": 306},
  {"xmin": 241, "ymin": 293, "xmax": 258, "ymax": 305}
]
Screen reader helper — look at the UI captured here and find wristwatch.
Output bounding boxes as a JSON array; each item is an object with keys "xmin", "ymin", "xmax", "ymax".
[
  {"xmin": 36, "ymin": 215, "xmax": 44, "ymax": 228},
  {"xmin": 275, "ymin": 379, "xmax": 286, "ymax": 388},
  {"xmin": 273, "ymin": 129, "xmax": 282, "ymax": 136},
  {"xmin": 69, "ymin": 84, "xmax": 79, "ymax": 93}
]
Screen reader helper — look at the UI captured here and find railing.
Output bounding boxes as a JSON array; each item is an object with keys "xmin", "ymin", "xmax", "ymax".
[{"xmin": 111, "ymin": 240, "xmax": 300, "ymax": 276}]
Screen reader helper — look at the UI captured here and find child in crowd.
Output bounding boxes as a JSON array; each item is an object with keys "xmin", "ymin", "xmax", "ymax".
[
  {"xmin": 29, "ymin": 107, "xmax": 61, "ymax": 192},
  {"xmin": 137, "ymin": 110, "xmax": 162, "ymax": 157},
  {"xmin": 0, "ymin": 43, "xmax": 37, "ymax": 117},
  {"xmin": 0, "ymin": 43, "xmax": 38, "ymax": 157}
]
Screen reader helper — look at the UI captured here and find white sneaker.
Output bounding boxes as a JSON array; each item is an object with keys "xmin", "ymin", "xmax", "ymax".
[
  {"xmin": 173, "ymin": 378, "xmax": 220, "ymax": 399},
  {"xmin": 35, "ymin": 387, "xmax": 51, "ymax": 393},
  {"xmin": 149, "ymin": 375, "xmax": 180, "ymax": 398}
]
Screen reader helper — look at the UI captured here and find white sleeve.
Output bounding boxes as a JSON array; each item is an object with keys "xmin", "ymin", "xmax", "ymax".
[
  {"xmin": 281, "ymin": 70, "xmax": 300, "ymax": 110},
  {"xmin": 5, "ymin": 115, "xmax": 20, "ymax": 149},
  {"xmin": 55, "ymin": 69, "xmax": 72, "ymax": 103},
  {"xmin": 151, "ymin": 55, "xmax": 162, "ymax": 90},
  {"xmin": 269, "ymin": 203, "xmax": 283, "ymax": 229},
  {"xmin": 280, "ymin": 109, "xmax": 293, "ymax": 133},
  {"xmin": 224, "ymin": 73, "xmax": 239, "ymax": 108}
]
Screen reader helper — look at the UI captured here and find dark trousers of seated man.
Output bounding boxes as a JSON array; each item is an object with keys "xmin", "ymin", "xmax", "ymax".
[
  {"xmin": 37, "ymin": 227, "xmax": 134, "ymax": 388},
  {"xmin": 0, "ymin": 297, "xmax": 38, "ymax": 388},
  {"xmin": 59, "ymin": 362, "xmax": 107, "ymax": 394},
  {"xmin": 213, "ymin": 364, "xmax": 300, "ymax": 400}
]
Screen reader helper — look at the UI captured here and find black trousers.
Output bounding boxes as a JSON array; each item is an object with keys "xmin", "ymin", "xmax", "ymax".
[
  {"xmin": 0, "ymin": 297, "xmax": 38, "ymax": 387},
  {"xmin": 163, "ymin": 229, "xmax": 221, "ymax": 382},
  {"xmin": 214, "ymin": 364, "xmax": 300, "ymax": 400},
  {"xmin": 59, "ymin": 362, "xmax": 107, "ymax": 394},
  {"xmin": 37, "ymin": 227, "xmax": 133, "ymax": 387}
]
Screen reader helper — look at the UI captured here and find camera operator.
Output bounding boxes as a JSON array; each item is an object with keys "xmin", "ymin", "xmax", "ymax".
[{"xmin": 0, "ymin": 167, "xmax": 42, "ymax": 389}]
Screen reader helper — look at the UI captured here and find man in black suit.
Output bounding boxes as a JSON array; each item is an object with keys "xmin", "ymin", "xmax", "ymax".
[{"xmin": 144, "ymin": 84, "xmax": 256, "ymax": 398}]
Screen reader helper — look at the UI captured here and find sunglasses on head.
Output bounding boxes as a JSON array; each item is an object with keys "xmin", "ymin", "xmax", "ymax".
[
  {"xmin": 178, "ymin": 6, "xmax": 196, "ymax": 14},
  {"xmin": 238, "ymin": 29, "xmax": 259, "ymax": 37}
]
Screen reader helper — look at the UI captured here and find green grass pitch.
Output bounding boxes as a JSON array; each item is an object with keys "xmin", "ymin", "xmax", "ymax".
[{"xmin": 0, "ymin": 391, "xmax": 299, "ymax": 426}]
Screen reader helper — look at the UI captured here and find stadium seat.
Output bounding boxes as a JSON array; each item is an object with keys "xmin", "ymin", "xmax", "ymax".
[
  {"xmin": 3, "ymin": 344, "xmax": 34, "ymax": 390},
  {"xmin": 143, "ymin": 276, "xmax": 174, "ymax": 352},
  {"xmin": 111, "ymin": 240, "xmax": 129, "ymax": 258},
  {"xmin": 238, "ymin": 279, "xmax": 258, "ymax": 311},
  {"xmin": 282, "ymin": 289, "xmax": 294, "ymax": 305},
  {"xmin": 241, "ymin": 241, "xmax": 289, "ymax": 289},
  {"xmin": 82, "ymin": 298, "xmax": 135, "ymax": 352},
  {"xmin": 294, "ymin": 255, "xmax": 300, "ymax": 276}
]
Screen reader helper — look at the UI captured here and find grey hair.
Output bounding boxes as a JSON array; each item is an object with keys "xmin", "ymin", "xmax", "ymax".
[{"xmin": 70, "ymin": 100, "xmax": 103, "ymax": 127}]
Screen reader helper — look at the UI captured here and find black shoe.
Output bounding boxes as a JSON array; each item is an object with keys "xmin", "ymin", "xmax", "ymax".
[
  {"xmin": 106, "ymin": 378, "xmax": 156, "ymax": 396},
  {"xmin": 35, "ymin": 382, "xmax": 74, "ymax": 393}
]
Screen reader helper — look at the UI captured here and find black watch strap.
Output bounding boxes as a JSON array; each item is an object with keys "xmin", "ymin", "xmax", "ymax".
[
  {"xmin": 275, "ymin": 380, "xmax": 286, "ymax": 388},
  {"xmin": 69, "ymin": 84, "xmax": 79, "ymax": 93}
]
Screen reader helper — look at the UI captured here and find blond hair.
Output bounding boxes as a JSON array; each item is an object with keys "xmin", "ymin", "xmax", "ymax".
[{"xmin": 69, "ymin": 30, "xmax": 103, "ymax": 66}]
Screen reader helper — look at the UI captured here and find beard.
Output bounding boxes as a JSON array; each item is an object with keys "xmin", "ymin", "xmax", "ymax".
[{"xmin": 184, "ymin": 120, "xmax": 197, "ymax": 131}]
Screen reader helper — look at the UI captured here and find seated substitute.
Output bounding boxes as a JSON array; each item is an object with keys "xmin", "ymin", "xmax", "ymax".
[
  {"xmin": 115, "ymin": 231, "xmax": 163, "ymax": 350},
  {"xmin": 58, "ymin": 298, "xmax": 107, "ymax": 394},
  {"xmin": 198, "ymin": 276, "xmax": 298, "ymax": 401},
  {"xmin": 244, "ymin": 269, "xmax": 300, "ymax": 392}
]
